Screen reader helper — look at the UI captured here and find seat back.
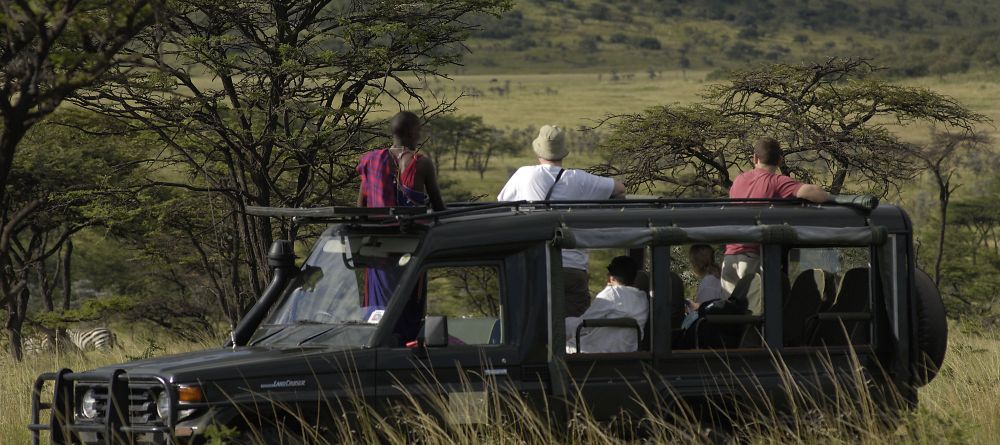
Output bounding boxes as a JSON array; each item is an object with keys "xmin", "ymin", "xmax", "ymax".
[
  {"xmin": 830, "ymin": 267, "xmax": 870, "ymax": 312},
  {"xmin": 784, "ymin": 269, "xmax": 826, "ymax": 347},
  {"xmin": 809, "ymin": 267, "xmax": 871, "ymax": 346},
  {"xmin": 729, "ymin": 272, "xmax": 759, "ymax": 313}
]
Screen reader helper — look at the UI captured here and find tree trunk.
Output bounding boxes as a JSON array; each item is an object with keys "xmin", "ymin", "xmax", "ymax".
[
  {"xmin": 934, "ymin": 176, "xmax": 950, "ymax": 286},
  {"xmin": 5, "ymin": 285, "xmax": 29, "ymax": 361},
  {"xmin": 61, "ymin": 238, "xmax": 73, "ymax": 310},
  {"xmin": 0, "ymin": 120, "xmax": 28, "ymax": 206},
  {"xmin": 452, "ymin": 136, "xmax": 464, "ymax": 171}
]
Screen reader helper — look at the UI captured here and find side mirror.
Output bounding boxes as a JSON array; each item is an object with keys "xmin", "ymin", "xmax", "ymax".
[{"xmin": 423, "ymin": 316, "xmax": 449, "ymax": 348}]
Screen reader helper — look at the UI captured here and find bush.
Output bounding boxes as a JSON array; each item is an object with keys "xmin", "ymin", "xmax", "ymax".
[
  {"xmin": 508, "ymin": 36, "xmax": 537, "ymax": 52},
  {"xmin": 633, "ymin": 36, "xmax": 662, "ymax": 50},
  {"xmin": 589, "ymin": 3, "xmax": 610, "ymax": 21},
  {"xmin": 472, "ymin": 11, "xmax": 526, "ymax": 39}
]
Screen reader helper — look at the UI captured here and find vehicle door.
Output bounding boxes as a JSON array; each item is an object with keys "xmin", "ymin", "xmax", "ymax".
[
  {"xmin": 557, "ymin": 245, "xmax": 656, "ymax": 421},
  {"xmin": 374, "ymin": 256, "xmax": 523, "ymax": 425}
]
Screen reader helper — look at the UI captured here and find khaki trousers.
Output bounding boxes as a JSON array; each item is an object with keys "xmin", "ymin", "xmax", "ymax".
[{"xmin": 721, "ymin": 252, "xmax": 761, "ymax": 296}]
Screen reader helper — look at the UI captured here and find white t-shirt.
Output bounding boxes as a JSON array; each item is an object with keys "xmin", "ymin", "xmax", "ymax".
[
  {"xmin": 565, "ymin": 284, "xmax": 649, "ymax": 354},
  {"xmin": 695, "ymin": 274, "xmax": 725, "ymax": 304},
  {"xmin": 497, "ymin": 164, "xmax": 616, "ymax": 270}
]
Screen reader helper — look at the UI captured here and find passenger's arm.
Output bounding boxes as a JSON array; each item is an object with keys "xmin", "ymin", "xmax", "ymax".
[
  {"xmin": 795, "ymin": 184, "xmax": 830, "ymax": 203},
  {"xmin": 357, "ymin": 187, "xmax": 365, "ymax": 207},
  {"xmin": 418, "ymin": 156, "xmax": 446, "ymax": 211},
  {"xmin": 610, "ymin": 180, "xmax": 626, "ymax": 199}
]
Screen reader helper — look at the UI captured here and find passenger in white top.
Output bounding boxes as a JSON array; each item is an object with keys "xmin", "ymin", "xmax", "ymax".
[
  {"xmin": 566, "ymin": 256, "xmax": 649, "ymax": 354},
  {"xmin": 498, "ymin": 125, "xmax": 625, "ymax": 317},
  {"xmin": 682, "ymin": 244, "xmax": 725, "ymax": 329}
]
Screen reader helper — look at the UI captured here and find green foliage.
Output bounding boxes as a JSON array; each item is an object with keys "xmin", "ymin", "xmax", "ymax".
[
  {"xmin": 32, "ymin": 295, "xmax": 135, "ymax": 330},
  {"xmin": 124, "ymin": 338, "xmax": 166, "ymax": 361},
  {"xmin": 597, "ymin": 58, "xmax": 989, "ymax": 197},
  {"xmin": 923, "ymin": 181, "xmax": 1000, "ymax": 317},
  {"xmin": 460, "ymin": 0, "xmax": 1000, "ymax": 75},
  {"xmin": 202, "ymin": 423, "xmax": 240, "ymax": 445},
  {"xmin": 71, "ymin": 0, "xmax": 511, "ymax": 326}
]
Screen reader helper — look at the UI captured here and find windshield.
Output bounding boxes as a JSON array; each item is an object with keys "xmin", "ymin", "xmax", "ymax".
[{"xmin": 261, "ymin": 232, "xmax": 420, "ymax": 332}]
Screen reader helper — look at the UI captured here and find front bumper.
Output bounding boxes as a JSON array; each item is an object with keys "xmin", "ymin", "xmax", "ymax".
[{"xmin": 29, "ymin": 368, "xmax": 182, "ymax": 445}]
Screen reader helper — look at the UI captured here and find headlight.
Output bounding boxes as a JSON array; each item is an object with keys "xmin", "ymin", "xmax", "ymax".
[
  {"xmin": 155, "ymin": 391, "xmax": 170, "ymax": 419},
  {"xmin": 78, "ymin": 388, "xmax": 98, "ymax": 420}
]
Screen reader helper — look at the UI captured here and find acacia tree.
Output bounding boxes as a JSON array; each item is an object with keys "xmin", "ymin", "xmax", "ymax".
[
  {"xmin": 0, "ymin": 0, "xmax": 158, "ymax": 359},
  {"xmin": 2, "ymin": 111, "xmax": 145, "ymax": 360},
  {"xmin": 424, "ymin": 114, "xmax": 491, "ymax": 174},
  {"xmin": 910, "ymin": 129, "xmax": 993, "ymax": 285},
  {"xmin": 77, "ymin": 0, "xmax": 510, "ymax": 322},
  {"xmin": 466, "ymin": 129, "xmax": 518, "ymax": 179},
  {"xmin": 595, "ymin": 104, "xmax": 749, "ymax": 197},
  {"xmin": 708, "ymin": 58, "xmax": 986, "ymax": 195},
  {"xmin": 599, "ymin": 58, "xmax": 988, "ymax": 197},
  {"xmin": 0, "ymin": 0, "xmax": 158, "ymax": 204}
]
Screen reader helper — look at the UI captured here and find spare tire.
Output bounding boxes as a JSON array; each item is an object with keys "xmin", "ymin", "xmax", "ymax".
[{"xmin": 912, "ymin": 268, "xmax": 948, "ymax": 387}]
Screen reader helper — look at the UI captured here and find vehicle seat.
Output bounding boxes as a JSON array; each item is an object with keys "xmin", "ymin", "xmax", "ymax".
[
  {"xmin": 808, "ymin": 267, "xmax": 871, "ymax": 346},
  {"xmin": 687, "ymin": 273, "xmax": 758, "ymax": 349},
  {"xmin": 784, "ymin": 269, "xmax": 826, "ymax": 347}
]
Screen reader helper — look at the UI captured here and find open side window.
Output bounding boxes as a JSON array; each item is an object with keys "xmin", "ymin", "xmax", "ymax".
[
  {"xmin": 785, "ymin": 247, "xmax": 873, "ymax": 348},
  {"xmin": 557, "ymin": 246, "xmax": 653, "ymax": 356},
  {"xmin": 423, "ymin": 264, "xmax": 505, "ymax": 346},
  {"xmin": 669, "ymin": 243, "xmax": 766, "ymax": 351}
]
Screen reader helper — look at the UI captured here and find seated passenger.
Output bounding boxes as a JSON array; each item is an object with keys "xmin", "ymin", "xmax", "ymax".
[
  {"xmin": 690, "ymin": 244, "xmax": 724, "ymax": 306},
  {"xmin": 682, "ymin": 244, "xmax": 724, "ymax": 329},
  {"xmin": 565, "ymin": 256, "xmax": 649, "ymax": 353}
]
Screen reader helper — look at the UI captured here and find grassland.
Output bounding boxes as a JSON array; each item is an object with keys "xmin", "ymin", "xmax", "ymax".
[{"xmin": 4, "ymin": 327, "xmax": 997, "ymax": 444}]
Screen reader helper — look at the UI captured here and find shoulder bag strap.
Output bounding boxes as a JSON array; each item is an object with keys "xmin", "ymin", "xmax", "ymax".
[{"xmin": 544, "ymin": 168, "xmax": 566, "ymax": 201}]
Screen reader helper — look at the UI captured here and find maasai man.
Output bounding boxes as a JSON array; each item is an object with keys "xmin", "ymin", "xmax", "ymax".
[{"xmin": 356, "ymin": 111, "xmax": 444, "ymax": 345}]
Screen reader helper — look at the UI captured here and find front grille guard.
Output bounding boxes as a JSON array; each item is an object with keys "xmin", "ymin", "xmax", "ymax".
[{"xmin": 29, "ymin": 368, "xmax": 176, "ymax": 445}]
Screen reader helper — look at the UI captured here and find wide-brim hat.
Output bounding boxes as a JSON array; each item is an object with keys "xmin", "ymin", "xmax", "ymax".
[{"xmin": 532, "ymin": 125, "xmax": 568, "ymax": 161}]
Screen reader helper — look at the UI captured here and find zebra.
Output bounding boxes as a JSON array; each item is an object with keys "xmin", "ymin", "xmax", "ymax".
[
  {"xmin": 67, "ymin": 327, "xmax": 117, "ymax": 350},
  {"xmin": 23, "ymin": 327, "xmax": 117, "ymax": 354}
]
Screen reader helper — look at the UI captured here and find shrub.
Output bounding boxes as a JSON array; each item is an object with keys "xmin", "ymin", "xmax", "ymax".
[{"xmin": 633, "ymin": 36, "xmax": 662, "ymax": 50}]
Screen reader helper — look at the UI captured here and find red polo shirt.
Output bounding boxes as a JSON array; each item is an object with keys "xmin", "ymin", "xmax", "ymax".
[{"xmin": 725, "ymin": 168, "xmax": 803, "ymax": 255}]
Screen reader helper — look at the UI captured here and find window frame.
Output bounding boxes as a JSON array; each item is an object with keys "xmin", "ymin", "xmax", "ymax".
[{"xmin": 415, "ymin": 258, "xmax": 509, "ymax": 347}]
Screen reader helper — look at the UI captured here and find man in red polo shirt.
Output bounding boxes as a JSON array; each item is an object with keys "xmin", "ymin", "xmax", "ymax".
[{"xmin": 721, "ymin": 137, "xmax": 830, "ymax": 295}]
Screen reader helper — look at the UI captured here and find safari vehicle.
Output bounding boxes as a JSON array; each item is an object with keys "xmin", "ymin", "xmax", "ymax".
[{"xmin": 29, "ymin": 197, "xmax": 948, "ymax": 444}]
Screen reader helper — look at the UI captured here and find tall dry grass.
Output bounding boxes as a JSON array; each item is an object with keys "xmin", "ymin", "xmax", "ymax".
[{"xmin": 5, "ymin": 326, "xmax": 997, "ymax": 444}]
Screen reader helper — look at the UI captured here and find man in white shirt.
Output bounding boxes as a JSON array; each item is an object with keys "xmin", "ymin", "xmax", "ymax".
[
  {"xmin": 565, "ymin": 256, "xmax": 649, "ymax": 353},
  {"xmin": 497, "ymin": 125, "xmax": 626, "ymax": 316}
]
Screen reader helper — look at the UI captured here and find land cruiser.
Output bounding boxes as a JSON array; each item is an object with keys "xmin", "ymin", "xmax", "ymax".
[{"xmin": 29, "ymin": 198, "xmax": 948, "ymax": 444}]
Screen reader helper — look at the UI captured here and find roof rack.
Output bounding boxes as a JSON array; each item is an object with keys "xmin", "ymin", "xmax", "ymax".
[
  {"xmin": 432, "ymin": 195, "xmax": 878, "ymax": 219},
  {"xmin": 244, "ymin": 196, "xmax": 877, "ymax": 225},
  {"xmin": 401, "ymin": 198, "xmax": 809, "ymax": 222},
  {"xmin": 244, "ymin": 205, "xmax": 428, "ymax": 223}
]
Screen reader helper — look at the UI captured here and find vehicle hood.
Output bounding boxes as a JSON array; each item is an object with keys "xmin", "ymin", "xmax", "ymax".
[{"xmin": 82, "ymin": 343, "xmax": 371, "ymax": 383}]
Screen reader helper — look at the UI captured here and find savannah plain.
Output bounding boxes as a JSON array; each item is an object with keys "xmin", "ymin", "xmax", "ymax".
[{"xmin": 5, "ymin": 0, "xmax": 1000, "ymax": 443}]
